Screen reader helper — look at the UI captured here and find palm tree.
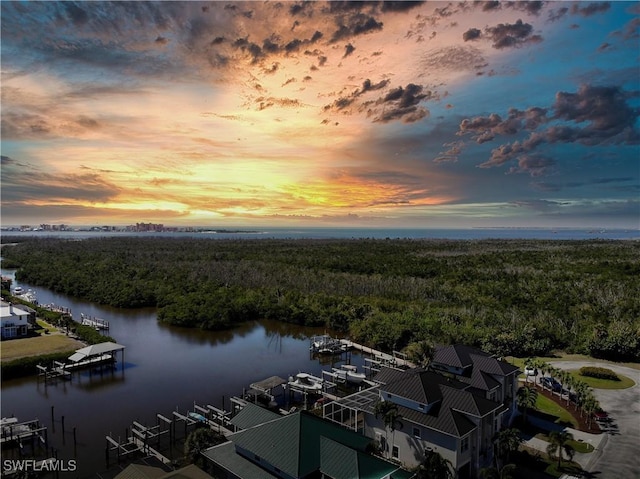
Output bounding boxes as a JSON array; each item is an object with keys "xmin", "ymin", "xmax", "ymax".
[
  {"xmin": 546, "ymin": 430, "xmax": 575, "ymax": 469},
  {"xmin": 406, "ymin": 340, "xmax": 435, "ymax": 369},
  {"xmin": 374, "ymin": 399, "xmax": 403, "ymax": 458},
  {"xmin": 494, "ymin": 428, "xmax": 523, "ymax": 466},
  {"xmin": 582, "ymin": 395, "xmax": 599, "ymax": 428},
  {"xmin": 415, "ymin": 450, "xmax": 454, "ymax": 479},
  {"xmin": 184, "ymin": 427, "xmax": 226, "ymax": 466},
  {"xmin": 516, "ymin": 385, "xmax": 538, "ymax": 425},
  {"xmin": 564, "ymin": 374, "xmax": 575, "ymax": 406},
  {"xmin": 480, "ymin": 464, "xmax": 517, "ymax": 479}
]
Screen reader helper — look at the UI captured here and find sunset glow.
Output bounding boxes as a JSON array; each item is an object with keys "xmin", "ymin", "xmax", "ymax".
[{"xmin": 1, "ymin": 1, "xmax": 638, "ymax": 228}]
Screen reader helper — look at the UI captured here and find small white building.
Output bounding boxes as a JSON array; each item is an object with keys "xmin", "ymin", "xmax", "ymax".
[{"xmin": 1, "ymin": 301, "xmax": 30, "ymax": 339}]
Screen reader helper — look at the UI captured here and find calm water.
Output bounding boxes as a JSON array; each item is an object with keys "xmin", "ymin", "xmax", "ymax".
[
  {"xmin": 2, "ymin": 226, "xmax": 639, "ymax": 240},
  {"xmin": 1, "ymin": 271, "xmax": 358, "ymax": 477}
]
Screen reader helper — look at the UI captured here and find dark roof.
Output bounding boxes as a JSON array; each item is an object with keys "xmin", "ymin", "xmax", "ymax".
[
  {"xmin": 374, "ymin": 367, "xmax": 467, "ymax": 405},
  {"xmin": 432, "ymin": 344, "xmax": 519, "ymax": 377},
  {"xmin": 469, "ymin": 353, "xmax": 519, "ymax": 376},
  {"xmin": 368, "ymin": 367, "xmax": 503, "ymax": 438},
  {"xmin": 457, "ymin": 369, "xmax": 501, "ymax": 391}
]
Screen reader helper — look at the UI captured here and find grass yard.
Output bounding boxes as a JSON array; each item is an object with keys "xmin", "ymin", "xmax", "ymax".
[
  {"xmin": 534, "ymin": 394, "xmax": 579, "ymax": 428},
  {"xmin": 568, "ymin": 369, "xmax": 636, "ymax": 389},
  {"xmin": 1, "ymin": 334, "xmax": 85, "ymax": 362}
]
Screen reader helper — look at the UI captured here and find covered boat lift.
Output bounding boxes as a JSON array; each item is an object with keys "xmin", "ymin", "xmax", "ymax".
[{"xmin": 67, "ymin": 341, "xmax": 125, "ymax": 372}]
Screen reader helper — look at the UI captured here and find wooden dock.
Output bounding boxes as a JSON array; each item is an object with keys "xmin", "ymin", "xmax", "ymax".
[
  {"xmin": 339, "ymin": 339, "xmax": 414, "ymax": 369},
  {"xmin": 1, "ymin": 418, "xmax": 48, "ymax": 448},
  {"xmin": 80, "ymin": 313, "xmax": 109, "ymax": 330}
]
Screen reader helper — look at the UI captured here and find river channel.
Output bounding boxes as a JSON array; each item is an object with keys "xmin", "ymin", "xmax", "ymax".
[{"xmin": 1, "ymin": 270, "xmax": 365, "ymax": 477}]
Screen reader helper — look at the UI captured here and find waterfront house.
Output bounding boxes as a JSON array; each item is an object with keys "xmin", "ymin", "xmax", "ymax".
[
  {"xmin": 0, "ymin": 301, "xmax": 30, "ymax": 339},
  {"xmin": 202, "ymin": 410, "xmax": 412, "ymax": 479},
  {"xmin": 324, "ymin": 366, "xmax": 507, "ymax": 479},
  {"xmin": 430, "ymin": 344, "xmax": 520, "ymax": 416}
]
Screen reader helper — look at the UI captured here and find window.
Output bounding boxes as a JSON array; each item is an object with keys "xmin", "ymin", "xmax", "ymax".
[
  {"xmin": 413, "ymin": 427, "xmax": 421, "ymax": 439},
  {"xmin": 460, "ymin": 436, "xmax": 469, "ymax": 453},
  {"xmin": 392, "ymin": 445, "xmax": 399, "ymax": 459}
]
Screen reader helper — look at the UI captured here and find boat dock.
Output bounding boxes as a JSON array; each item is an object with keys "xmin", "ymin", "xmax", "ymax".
[
  {"xmin": 1, "ymin": 418, "xmax": 48, "ymax": 449},
  {"xmin": 80, "ymin": 313, "xmax": 110, "ymax": 330}
]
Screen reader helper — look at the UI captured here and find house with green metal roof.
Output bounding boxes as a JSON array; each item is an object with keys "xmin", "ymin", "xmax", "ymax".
[{"xmin": 201, "ymin": 410, "xmax": 413, "ymax": 479}]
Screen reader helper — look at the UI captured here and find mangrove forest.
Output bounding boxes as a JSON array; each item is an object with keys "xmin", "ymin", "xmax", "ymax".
[{"xmin": 1, "ymin": 236, "xmax": 638, "ymax": 361}]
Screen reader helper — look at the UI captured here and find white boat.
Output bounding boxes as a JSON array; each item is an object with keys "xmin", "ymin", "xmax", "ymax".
[
  {"xmin": 331, "ymin": 364, "xmax": 366, "ymax": 384},
  {"xmin": 12, "ymin": 287, "xmax": 23, "ymax": 295},
  {"xmin": 289, "ymin": 373, "xmax": 323, "ymax": 392}
]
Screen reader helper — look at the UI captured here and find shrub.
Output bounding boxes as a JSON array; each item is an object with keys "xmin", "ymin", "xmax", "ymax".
[
  {"xmin": 1, "ymin": 351, "xmax": 74, "ymax": 380},
  {"xmin": 579, "ymin": 366, "xmax": 619, "ymax": 381}
]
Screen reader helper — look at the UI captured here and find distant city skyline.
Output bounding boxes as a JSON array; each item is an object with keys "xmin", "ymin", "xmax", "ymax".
[{"xmin": 1, "ymin": 1, "xmax": 639, "ymax": 229}]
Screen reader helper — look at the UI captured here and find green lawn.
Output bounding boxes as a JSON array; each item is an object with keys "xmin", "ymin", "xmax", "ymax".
[
  {"xmin": 534, "ymin": 394, "xmax": 579, "ymax": 428},
  {"xmin": 507, "ymin": 355, "xmax": 638, "ymax": 388},
  {"xmin": 568, "ymin": 370, "xmax": 636, "ymax": 389}
]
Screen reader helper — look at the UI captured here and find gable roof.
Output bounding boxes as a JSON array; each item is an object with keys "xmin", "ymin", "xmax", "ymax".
[
  {"xmin": 231, "ymin": 411, "xmax": 372, "ymax": 478},
  {"xmin": 229, "ymin": 402, "xmax": 280, "ymax": 430},
  {"xmin": 367, "ymin": 367, "xmax": 503, "ymax": 437},
  {"xmin": 374, "ymin": 367, "xmax": 467, "ymax": 405},
  {"xmin": 433, "ymin": 344, "xmax": 519, "ymax": 377},
  {"xmin": 207, "ymin": 410, "xmax": 406, "ymax": 479}
]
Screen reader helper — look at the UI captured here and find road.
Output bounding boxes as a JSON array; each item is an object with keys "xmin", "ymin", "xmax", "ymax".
[{"xmin": 549, "ymin": 360, "xmax": 640, "ymax": 479}]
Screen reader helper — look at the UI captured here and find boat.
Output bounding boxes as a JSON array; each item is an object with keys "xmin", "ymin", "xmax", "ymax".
[
  {"xmin": 12, "ymin": 287, "xmax": 23, "ymax": 296},
  {"xmin": 331, "ymin": 364, "xmax": 366, "ymax": 384},
  {"xmin": 310, "ymin": 335, "xmax": 347, "ymax": 355},
  {"xmin": 188, "ymin": 412, "xmax": 207, "ymax": 423},
  {"xmin": 288, "ymin": 373, "xmax": 323, "ymax": 392}
]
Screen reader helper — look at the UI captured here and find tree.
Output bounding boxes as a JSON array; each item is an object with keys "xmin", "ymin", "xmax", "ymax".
[
  {"xmin": 546, "ymin": 430, "xmax": 575, "ymax": 469},
  {"xmin": 415, "ymin": 450, "xmax": 455, "ymax": 479},
  {"xmin": 480, "ymin": 464, "xmax": 517, "ymax": 479},
  {"xmin": 494, "ymin": 428, "xmax": 523, "ymax": 465},
  {"xmin": 184, "ymin": 427, "xmax": 226, "ymax": 466},
  {"xmin": 516, "ymin": 385, "xmax": 538, "ymax": 425},
  {"xmin": 405, "ymin": 339, "xmax": 435, "ymax": 369},
  {"xmin": 374, "ymin": 399, "xmax": 404, "ymax": 458}
]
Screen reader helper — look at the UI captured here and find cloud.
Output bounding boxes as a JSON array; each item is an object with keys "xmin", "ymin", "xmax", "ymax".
[
  {"xmin": 485, "ymin": 19, "xmax": 543, "ymax": 49},
  {"xmin": 463, "ymin": 28, "xmax": 482, "ymax": 42},
  {"xmin": 571, "ymin": 2, "xmax": 611, "ymax": 17},
  {"xmin": 457, "ymin": 84, "xmax": 640, "ymax": 169},
  {"xmin": 507, "ymin": 155, "xmax": 556, "ymax": 177}
]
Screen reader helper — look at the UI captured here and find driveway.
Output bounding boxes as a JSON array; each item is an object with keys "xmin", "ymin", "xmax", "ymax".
[{"xmin": 549, "ymin": 361, "xmax": 640, "ymax": 479}]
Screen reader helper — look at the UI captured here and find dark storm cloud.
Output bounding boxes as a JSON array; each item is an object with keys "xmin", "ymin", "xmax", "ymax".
[
  {"xmin": 505, "ymin": 1, "xmax": 545, "ymax": 16},
  {"xmin": 479, "ymin": 1, "xmax": 501, "ymax": 12},
  {"xmin": 552, "ymin": 85, "xmax": 640, "ymax": 143},
  {"xmin": 373, "ymin": 83, "xmax": 430, "ymax": 123},
  {"xmin": 323, "ymin": 80, "xmax": 430, "ymax": 124},
  {"xmin": 470, "ymin": 84, "xmax": 640, "ymax": 169},
  {"xmin": 343, "ymin": 43, "xmax": 356, "ymax": 57},
  {"xmin": 458, "ymin": 107, "xmax": 549, "ymax": 144},
  {"xmin": 380, "ymin": 2, "xmax": 425, "ymax": 13},
  {"xmin": 63, "ymin": 1, "xmax": 90, "ymax": 26},
  {"xmin": 571, "ymin": 2, "xmax": 611, "ymax": 17},
  {"xmin": 463, "ymin": 28, "xmax": 482, "ymax": 42},
  {"xmin": 330, "ymin": 14, "xmax": 384, "ymax": 42},
  {"xmin": 485, "ymin": 19, "xmax": 543, "ymax": 49}
]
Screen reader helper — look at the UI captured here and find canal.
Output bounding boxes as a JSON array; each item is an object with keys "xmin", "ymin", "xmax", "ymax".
[{"xmin": 1, "ymin": 270, "xmax": 365, "ymax": 477}]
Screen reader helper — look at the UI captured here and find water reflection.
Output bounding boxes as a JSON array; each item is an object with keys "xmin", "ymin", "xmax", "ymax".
[{"xmin": 0, "ymin": 271, "xmax": 356, "ymax": 477}]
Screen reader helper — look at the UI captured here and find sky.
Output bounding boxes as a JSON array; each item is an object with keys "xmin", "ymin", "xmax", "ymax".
[{"xmin": 1, "ymin": 1, "xmax": 639, "ymax": 229}]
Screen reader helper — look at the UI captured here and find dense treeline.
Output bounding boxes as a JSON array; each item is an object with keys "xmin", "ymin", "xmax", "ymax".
[{"xmin": 2, "ymin": 236, "xmax": 639, "ymax": 361}]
